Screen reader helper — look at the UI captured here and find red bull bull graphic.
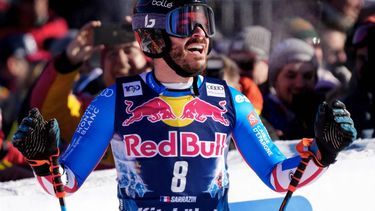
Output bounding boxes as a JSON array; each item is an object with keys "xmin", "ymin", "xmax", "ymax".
[
  {"xmin": 180, "ymin": 98, "xmax": 229, "ymax": 126},
  {"xmin": 123, "ymin": 131, "xmax": 227, "ymax": 158},
  {"xmin": 122, "ymin": 98, "xmax": 177, "ymax": 126},
  {"xmin": 122, "ymin": 97, "xmax": 229, "ymax": 127}
]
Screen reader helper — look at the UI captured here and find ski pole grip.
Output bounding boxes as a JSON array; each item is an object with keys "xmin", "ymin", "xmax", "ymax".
[
  {"xmin": 287, "ymin": 157, "xmax": 310, "ymax": 192},
  {"xmin": 49, "ymin": 154, "xmax": 66, "ymax": 198}
]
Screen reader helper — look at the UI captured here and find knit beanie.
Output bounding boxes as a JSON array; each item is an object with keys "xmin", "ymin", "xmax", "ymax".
[
  {"xmin": 268, "ymin": 38, "xmax": 318, "ymax": 86},
  {"xmin": 286, "ymin": 17, "xmax": 319, "ymax": 41},
  {"xmin": 230, "ymin": 26, "xmax": 271, "ymax": 60}
]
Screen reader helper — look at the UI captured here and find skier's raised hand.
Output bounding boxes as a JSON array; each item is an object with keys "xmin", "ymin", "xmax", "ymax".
[
  {"xmin": 12, "ymin": 108, "xmax": 61, "ymax": 176},
  {"xmin": 313, "ymin": 100, "xmax": 357, "ymax": 166}
]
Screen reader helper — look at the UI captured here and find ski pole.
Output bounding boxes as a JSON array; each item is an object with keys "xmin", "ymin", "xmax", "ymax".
[
  {"xmin": 279, "ymin": 156, "xmax": 310, "ymax": 211},
  {"xmin": 50, "ymin": 154, "xmax": 67, "ymax": 211}
]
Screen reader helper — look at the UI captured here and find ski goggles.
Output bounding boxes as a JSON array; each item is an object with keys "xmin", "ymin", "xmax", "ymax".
[
  {"xmin": 165, "ymin": 5, "xmax": 215, "ymax": 38},
  {"xmin": 132, "ymin": 4, "xmax": 215, "ymax": 38}
]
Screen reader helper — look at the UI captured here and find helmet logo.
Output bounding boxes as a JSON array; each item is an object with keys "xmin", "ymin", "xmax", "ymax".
[
  {"xmin": 145, "ymin": 15, "xmax": 156, "ymax": 28},
  {"xmin": 151, "ymin": 0, "xmax": 173, "ymax": 8}
]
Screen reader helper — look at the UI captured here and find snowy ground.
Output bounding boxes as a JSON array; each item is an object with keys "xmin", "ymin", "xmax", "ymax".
[{"xmin": 1, "ymin": 139, "xmax": 374, "ymax": 211}]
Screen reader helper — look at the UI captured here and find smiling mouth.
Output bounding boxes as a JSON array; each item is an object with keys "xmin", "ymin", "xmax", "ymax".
[{"xmin": 187, "ymin": 44, "xmax": 205, "ymax": 54}]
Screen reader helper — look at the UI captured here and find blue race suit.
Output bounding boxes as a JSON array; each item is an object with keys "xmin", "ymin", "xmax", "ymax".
[{"xmin": 38, "ymin": 71, "xmax": 324, "ymax": 211}]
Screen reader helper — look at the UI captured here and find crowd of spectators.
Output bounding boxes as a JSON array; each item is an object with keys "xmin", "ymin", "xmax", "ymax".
[{"xmin": 1, "ymin": 0, "xmax": 374, "ymax": 182}]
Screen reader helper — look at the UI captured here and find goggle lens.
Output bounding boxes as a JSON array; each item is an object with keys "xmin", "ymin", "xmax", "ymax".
[{"xmin": 166, "ymin": 5, "xmax": 215, "ymax": 38}]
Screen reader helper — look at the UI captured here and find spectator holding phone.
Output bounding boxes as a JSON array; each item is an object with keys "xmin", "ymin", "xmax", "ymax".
[{"xmin": 19, "ymin": 20, "xmax": 151, "ymax": 169}]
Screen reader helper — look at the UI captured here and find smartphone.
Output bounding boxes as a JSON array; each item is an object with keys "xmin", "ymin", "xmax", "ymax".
[{"xmin": 93, "ymin": 23, "xmax": 135, "ymax": 46}]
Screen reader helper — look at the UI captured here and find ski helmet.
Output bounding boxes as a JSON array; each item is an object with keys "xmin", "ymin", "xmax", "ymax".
[{"xmin": 132, "ymin": 0, "xmax": 215, "ymax": 64}]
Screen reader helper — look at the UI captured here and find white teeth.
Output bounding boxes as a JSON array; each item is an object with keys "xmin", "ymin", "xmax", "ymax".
[
  {"xmin": 187, "ymin": 44, "xmax": 204, "ymax": 53},
  {"xmin": 187, "ymin": 45, "xmax": 204, "ymax": 50}
]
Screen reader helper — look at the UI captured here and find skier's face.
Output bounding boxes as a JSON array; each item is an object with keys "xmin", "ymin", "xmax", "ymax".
[{"xmin": 168, "ymin": 26, "xmax": 209, "ymax": 75}]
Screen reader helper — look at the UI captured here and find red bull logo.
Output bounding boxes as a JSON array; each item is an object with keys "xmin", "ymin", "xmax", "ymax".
[
  {"xmin": 122, "ymin": 98, "xmax": 177, "ymax": 126},
  {"xmin": 122, "ymin": 97, "xmax": 229, "ymax": 127},
  {"xmin": 124, "ymin": 131, "xmax": 227, "ymax": 158},
  {"xmin": 180, "ymin": 98, "xmax": 229, "ymax": 126}
]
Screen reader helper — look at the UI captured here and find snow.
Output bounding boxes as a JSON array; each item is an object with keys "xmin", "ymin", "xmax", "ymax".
[{"xmin": 1, "ymin": 139, "xmax": 375, "ymax": 211}]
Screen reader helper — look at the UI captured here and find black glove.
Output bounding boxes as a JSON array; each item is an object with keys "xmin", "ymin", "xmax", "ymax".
[
  {"xmin": 12, "ymin": 108, "xmax": 61, "ymax": 176},
  {"xmin": 314, "ymin": 100, "xmax": 357, "ymax": 166}
]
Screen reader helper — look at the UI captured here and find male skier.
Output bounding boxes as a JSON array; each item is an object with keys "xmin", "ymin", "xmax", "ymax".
[{"xmin": 13, "ymin": 0, "xmax": 356, "ymax": 210}]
